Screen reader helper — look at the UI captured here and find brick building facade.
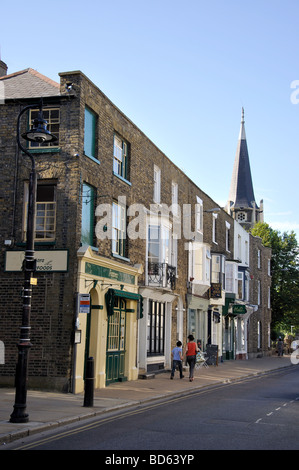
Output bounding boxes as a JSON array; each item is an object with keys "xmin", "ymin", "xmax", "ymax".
[
  {"xmin": 248, "ymin": 234, "xmax": 272, "ymax": 358},
  {"xmin": 0, "ymin": 64, "xmax": 271, "ymax": 392}
]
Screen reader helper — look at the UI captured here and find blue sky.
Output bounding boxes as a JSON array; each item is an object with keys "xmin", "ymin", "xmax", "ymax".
[{"xmin": 1, "ymin": 0, "xmax": 299, "ymax": 239}]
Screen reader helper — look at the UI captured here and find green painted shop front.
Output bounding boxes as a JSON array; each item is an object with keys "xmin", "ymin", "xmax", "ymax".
[
  {"xmin": 106, "ymin": 297, "xmax": 127, "ymax": 385},
  {"xmin": 105, "ymin": 288, "xmax": 142, "ymax": 386}
]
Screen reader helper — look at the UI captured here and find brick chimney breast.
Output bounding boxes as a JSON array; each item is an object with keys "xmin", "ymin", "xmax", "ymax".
[{"xmin": 0, "ymin": 61, "xmax": 8, "ymax": 77}]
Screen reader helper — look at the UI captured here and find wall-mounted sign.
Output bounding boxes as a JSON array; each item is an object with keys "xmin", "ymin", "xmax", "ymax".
[
  {"xmin": 77, "ymin": 294, "xmax": 90, "ymax": 314},
  {"xmin": 210, "ymin": 283, "xmax": 222, "ymax": 298},
  {"xmin": 233, "ymin": 304, "xmax": 247, "ymax": 314},
  {"xmin": 74, "ymin": 330, "xmax": 82, "ymax": 344},
  {"xmin": 5, "ymin": 250, "xmax": 68, "ymax": 272},
  {"xmin": 85, "ymin": 262, "xmax": 135, "ymax": 285}
]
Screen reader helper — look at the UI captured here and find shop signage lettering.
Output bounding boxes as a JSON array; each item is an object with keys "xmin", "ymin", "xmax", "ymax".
[
  {"xmin": 85, "ymin": 262, "xmax": 135, "ymax": 285},
  {"xmin": 5, "ymin": 250, "xmax": 68, "ymax": 272},
  {"xmin": 233, "ymin": 304, "xmax": 247, "ymax": 314}
]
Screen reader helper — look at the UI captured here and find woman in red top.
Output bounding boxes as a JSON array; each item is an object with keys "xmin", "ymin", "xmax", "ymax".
[{"xmin": 185, "ymin": 335, "xmax": 199, "ymax": 381}]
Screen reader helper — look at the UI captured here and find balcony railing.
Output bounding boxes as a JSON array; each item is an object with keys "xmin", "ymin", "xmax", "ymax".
[{"xmin": 147, "ymin": 262, "xmax": 176, "ymax": 290}]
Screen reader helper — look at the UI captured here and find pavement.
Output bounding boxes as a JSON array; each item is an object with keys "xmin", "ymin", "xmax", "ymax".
[{"xmin": 0, "ymin": 355, "xmax": 298, "ymax": 446}]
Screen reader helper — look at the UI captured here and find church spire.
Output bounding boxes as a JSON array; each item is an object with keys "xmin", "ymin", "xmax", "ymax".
[
  {"xmin": 228, "ymin": 108, "xmax": 256, "ymax": 210},
  {"xmin": 227, "ymin": 109, "xmax": 260, "ymax": 228}
]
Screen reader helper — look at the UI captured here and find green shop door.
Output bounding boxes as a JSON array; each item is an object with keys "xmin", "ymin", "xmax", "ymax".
[{"xmin": 106, "ymin": 297, "xmax": 127, "ymax": 385}]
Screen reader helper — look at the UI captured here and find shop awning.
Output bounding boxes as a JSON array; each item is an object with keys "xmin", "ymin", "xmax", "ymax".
[{"xmin": 105, "ymin": 288, "xmax": 143, "ymax": 318}]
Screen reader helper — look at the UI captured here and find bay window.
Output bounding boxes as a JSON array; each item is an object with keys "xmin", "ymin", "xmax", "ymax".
[{"xmin": 188, "ymin": 242, "xmax": 211, "ymax": 295}]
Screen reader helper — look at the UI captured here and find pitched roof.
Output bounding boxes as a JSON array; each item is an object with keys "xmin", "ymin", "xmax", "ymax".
[
  {"xmin": 228, "ymin": 108, "xmax": 256, "ymax": 209},
  {"xmin": 0, "ymin": 68, "xmax": 60, "ymax": 99}
]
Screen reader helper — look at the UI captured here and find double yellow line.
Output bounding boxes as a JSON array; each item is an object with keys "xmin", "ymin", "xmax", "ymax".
[
  {"xmin": 14, "ymin": 373, "xmax": 266, "ymax": 450},
  {"xmin": 15, "ymin": 388, "xmax": 212, "ymax": 450}
]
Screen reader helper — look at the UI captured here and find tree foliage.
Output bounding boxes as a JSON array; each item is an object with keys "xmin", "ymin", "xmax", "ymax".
[{"xmin": 251, "ymin": 222, "xmax": 299, "ymax": 333}]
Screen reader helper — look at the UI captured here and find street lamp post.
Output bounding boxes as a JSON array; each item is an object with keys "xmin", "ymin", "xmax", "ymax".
[{"xmin": 10, "ymin": 100, "xmax": 57, "ymax": 423}]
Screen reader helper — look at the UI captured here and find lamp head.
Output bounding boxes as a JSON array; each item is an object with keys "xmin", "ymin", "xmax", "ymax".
[{"xmin": 22, "ymin": 111, "xmax": 57, "ymax": 143}]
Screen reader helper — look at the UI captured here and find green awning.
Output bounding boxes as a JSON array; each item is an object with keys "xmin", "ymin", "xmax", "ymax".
[
  {"xmin": 113, "ymin": 289, "xmax": 140, "ymax": 300},
  {"xmin": 105, "ymin": 288, "xmax": 143, "ymax": 318}
]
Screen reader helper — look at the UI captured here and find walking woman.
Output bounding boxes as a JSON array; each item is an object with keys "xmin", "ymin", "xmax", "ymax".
[{"xmin": 185, "ymin": 335, "xmax": 199, "ymax": 381}]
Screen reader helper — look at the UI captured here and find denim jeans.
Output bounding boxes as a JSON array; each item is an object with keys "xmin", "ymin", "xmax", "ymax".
[
  {"xmin": 187, "ymin": 355, "xmax": 196, "ymax": 378},
  {"xmin": 171, "ymin": 360, "xmax": 183, "ymax": 378}
]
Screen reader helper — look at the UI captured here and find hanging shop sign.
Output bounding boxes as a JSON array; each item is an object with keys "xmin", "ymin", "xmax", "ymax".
[
  {"xmin": 210, "ymin": 283, "xmax": 222, "ymax": 298},
  {"xmin": 5, "ymin": 250, "xmax": 68, "ymax": 272}
]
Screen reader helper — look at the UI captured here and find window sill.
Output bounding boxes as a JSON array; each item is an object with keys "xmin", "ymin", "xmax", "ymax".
[
  {"xmin": 80, "ymin": 243, "xmax": 99, "ymax": 252},
  {"xmin": 16, "ymin": 241, "xmax": 56, "ymax": 246},
  {"xmin": 84, "ymin": 153, "xmax": 101, "ymax": 165},
  {"xmin": 26, "ymin": 147, "xmax": 61, "ymax": 154},
  {"xmin": 113, "ymin": 172, "xmax": 131, "ymax": 186},
  {"xmin": 112, "ymin": 252, "xmax": 130, "ymax": 263}
]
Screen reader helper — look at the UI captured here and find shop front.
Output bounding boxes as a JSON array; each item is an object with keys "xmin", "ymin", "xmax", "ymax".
[
  {"xmin": 73, "ymin": 246, "xmax": 142, "ymax": 393},
  {"xmin": 234, "ymin": 303, "xmax": 254, "ymax": 360},
  {"xmin": 222, "ymin": 296, "xmax": 255, "ymax": 360},
  {"xmin": 138, "ymin": 287, "xmax": 176, "ymax": 374},
  {"xmin": 222, "ymin": 293, "xmax": 236, "ymax": 360},
  {"xmin": 187, "ymin": 295, "xmax": 210, "ymax": 351}
]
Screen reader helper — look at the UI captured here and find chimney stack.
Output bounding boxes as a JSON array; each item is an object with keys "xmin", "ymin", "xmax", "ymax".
[{"xmin": 0, "ymin": 61, "xmax": 8, "ymax": 77}]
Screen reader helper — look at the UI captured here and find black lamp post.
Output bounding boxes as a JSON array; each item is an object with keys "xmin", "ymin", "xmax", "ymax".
[{"xmin": 10, "ymin": 100, "xmax": 57, "ymax": 423}]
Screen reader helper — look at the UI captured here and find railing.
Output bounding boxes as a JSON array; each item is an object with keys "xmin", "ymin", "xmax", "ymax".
[{"xmin": 147, "ymin": 262, "xmax": 176, "ymax": 290}]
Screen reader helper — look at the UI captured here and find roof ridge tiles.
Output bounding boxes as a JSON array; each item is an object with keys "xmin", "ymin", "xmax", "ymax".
[
  {"xmin": 0, "ymin": 67, "xmax": 60, "ymax": 89},
  {"xmin": 27, "ymin": 68, "xmax": 60, "ymax": 89},
  {"xmin": 0, "ymin": 68, "xmax": 31, "ymax": 80}
]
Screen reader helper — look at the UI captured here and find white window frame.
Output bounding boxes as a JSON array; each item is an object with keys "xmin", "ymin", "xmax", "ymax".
[
  {"xmin": 225, "ymin": 221, "xmax": 231, "ymax": 252},
  {"xmin": 212, "ymin": 213, "xmax": 218, "ymax": 243},
  {"xmin": 258, "ymin": 249, "xmax": 261, "ymax": 269},
  {"xmin": 146, "ymin": 215, "xmax": 174, "ymax": 286},
  {"xmin": 153, "ymin": 165, "xmax": 161, "ymax": 203},
  {"xmin": 196, "ymin": 196, "xmax": 203, "ymax": 233},
  {"xmin": 28, "ymin": 107, "xmax": 60, "ymax": 149},
  {"xmin": 171, "ymin": 182, "xmax": 178, "ymax": 215},
  {"xmin": 257, "ymin": 321, "xmax": 261, "ymax": 349},
  {"xmin": 237, "ymin": 235, "xmax": 242, "ymax": 261},
  {"xmin": 113, "ymin": 134, "xmax": 128, "ymax": 180},
  {"xmin": 188, "ymin": 242, "xmax": 211, "ymax": 285},
  {"xmin": 112, "ymin": 201, "xmax": 126, "ymax": 258},
  {"xmin": 211, "ymin": 254, "xmax": 226, "ymax": 289},
  {"xmin": 23, "ymin": 182, "xmax": 57, "ymax": 242}
]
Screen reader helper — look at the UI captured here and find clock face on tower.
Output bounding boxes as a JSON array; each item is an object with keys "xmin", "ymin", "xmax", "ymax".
[{"xmin": 237, "ymin": 212, "xmax": 247, "ymax": 222}]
